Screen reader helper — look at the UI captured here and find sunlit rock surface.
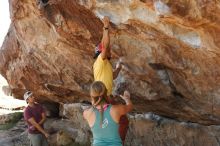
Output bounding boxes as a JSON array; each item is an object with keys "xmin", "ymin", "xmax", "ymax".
[
  {"xmin": 60, "ymin": 103, "xmax": 220, "ymax": 146},
  {"xmin": 0, "ymin": 0, "xmax": 220, "ymax": 145}
]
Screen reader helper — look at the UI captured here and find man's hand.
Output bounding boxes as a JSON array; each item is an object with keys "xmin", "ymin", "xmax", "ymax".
[
  {"xmin": 44, "ymin": 132, "xmax": 50, "ymax": 139},
  {"xmin": 113, "ymin": 59, "xmax": 123, "ymax": 79},
  {"xmin": 28, "ymin": 118, "xmax": 49, "ymax": 138},
  {"xmin": 116, "ymin": 60, "xmax": 122, "ymax": 70},
  {"xmin": 102, "ymin": 16, "xmax": 110, "ymax": 28}
]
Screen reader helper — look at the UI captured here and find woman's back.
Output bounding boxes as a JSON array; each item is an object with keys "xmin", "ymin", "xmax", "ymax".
[
  {"xmin": 91, "ymin": 105, "xmax": 122, "ymax": 146},
  {"xmin": 84, "ymin": 81, "xmax": 133, "ymax": 146}
]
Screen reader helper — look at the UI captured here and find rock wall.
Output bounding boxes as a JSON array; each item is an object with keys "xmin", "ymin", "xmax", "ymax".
[
  {"xmin": 61, "ymin": 103, "xmax": 220, "ymax": 146},
  {"xmin": 0, "ymin": 0, "xmax": 220, "ymax": 145}
]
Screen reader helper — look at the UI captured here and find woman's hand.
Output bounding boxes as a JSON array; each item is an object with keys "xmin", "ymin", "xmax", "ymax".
[{"xmin": 120, "ymin": 91, "xmax": 130, "ymax": 101}]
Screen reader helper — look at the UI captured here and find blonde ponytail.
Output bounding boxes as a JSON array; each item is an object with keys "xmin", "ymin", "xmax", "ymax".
[{"xmin": 90, "ymin": 81, "xmax": 108, "ymax": 127}]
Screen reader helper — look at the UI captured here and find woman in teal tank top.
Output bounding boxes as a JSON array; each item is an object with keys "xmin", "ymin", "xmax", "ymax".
[{"xmin": 83, "ymin": 81, "xmax": 133, "ymax": 146}]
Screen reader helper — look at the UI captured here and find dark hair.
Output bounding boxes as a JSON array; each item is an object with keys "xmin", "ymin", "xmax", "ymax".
[
  {"xmin": 41, "ymin": 0, "xmax": 49, "ymax": 4},
  {"xmin": 93, "ymin": 50, "xmax": 101, "ymax": 59}
]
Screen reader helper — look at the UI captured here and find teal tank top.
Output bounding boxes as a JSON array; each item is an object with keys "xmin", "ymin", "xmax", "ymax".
[{"xmin": 91, "ymin": 105, "xmax": 122, "ymax": 146}]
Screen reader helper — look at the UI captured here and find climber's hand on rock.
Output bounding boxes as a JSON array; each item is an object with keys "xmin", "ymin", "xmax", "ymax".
[
  {"xmin": 120, "ymin": 91, "xmax": 130, "ymax": 101},
  {"xmin": 102, "ymin": 16, "xmax": 110, "ymax": 28}
]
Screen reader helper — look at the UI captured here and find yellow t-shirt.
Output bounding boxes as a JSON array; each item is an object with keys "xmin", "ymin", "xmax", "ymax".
[{"xmin": 93, "ymin": 55, "xmax": 113, "ymax": 96}]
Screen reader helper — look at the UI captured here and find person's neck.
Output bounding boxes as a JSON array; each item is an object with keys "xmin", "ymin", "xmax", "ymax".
[
  {"xmin": 96, "ymin": 103, "xmax": 108, "ymax": 109},
  {"xmin": 28, "ymin": 102, "xmax": 35, "ymax": 107}
]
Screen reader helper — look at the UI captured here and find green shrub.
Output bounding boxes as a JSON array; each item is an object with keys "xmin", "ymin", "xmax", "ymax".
[{"xmin": 0, "ymin": 112, "xmax": 23, "ymax": 130}]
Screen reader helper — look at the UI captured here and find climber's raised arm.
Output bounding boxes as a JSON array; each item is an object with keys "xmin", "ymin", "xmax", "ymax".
[{"xmin": 100, "ymin": 16, "xmax": 110, "ymax": 60}]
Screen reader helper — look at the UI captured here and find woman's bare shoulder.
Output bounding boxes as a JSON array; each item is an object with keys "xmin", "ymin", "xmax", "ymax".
[
  {"xmin": 83, "ymin": 107, "xmax": 93, "ymax": 119},
  {"xmin": 111, "ymin": 104, "xmax": 124, "ymax": 111}
]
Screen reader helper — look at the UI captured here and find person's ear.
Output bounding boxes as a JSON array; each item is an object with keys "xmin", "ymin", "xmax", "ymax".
[{"xmin": 26, "ymin": 98, "xmax": 29, "ymax": 103}]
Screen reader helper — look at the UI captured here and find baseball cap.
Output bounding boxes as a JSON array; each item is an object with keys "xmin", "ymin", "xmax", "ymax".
[{"xmin": 24, "ymin": 91, "xmax": 33, "ymax": 103}]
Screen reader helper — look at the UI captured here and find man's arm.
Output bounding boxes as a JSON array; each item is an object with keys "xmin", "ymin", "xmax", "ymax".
[
  {"xmin": 28, "ymin": 118, "xmax": 49, "ymax": 138},
  {"xmin": 101, "ymin": 16, "xmax": 110, "ymax": 59},
  {"xmin": 113, "ymin": 61, "xmax": 122, "ymax": 79},
  {"xmin": 38, "ymin": 113, "xmax": 46, "ymax": 125}
]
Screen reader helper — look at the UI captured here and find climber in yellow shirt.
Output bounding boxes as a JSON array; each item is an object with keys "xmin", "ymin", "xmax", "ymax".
[
  {"xmin": 93, "ymin": 16, "xmax": 129, "ymax": 145},
  {"xmin": 93, "ymin": 16, "xmax": 122, "ymax": 96}
]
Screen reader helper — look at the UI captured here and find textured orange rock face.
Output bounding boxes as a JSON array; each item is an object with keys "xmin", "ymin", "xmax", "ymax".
[{"xmin": 0, "ymin": 0, "xmax": 220, "ymax": 125}]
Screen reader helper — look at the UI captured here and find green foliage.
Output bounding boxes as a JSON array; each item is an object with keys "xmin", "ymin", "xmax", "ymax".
[
  {"xmin": 0, "ymin": 122, "xmax": 16, "ymax": 130},
  {"xmin": 0, "ymin": 112, "xmax": 23, "ymax": 130}
]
